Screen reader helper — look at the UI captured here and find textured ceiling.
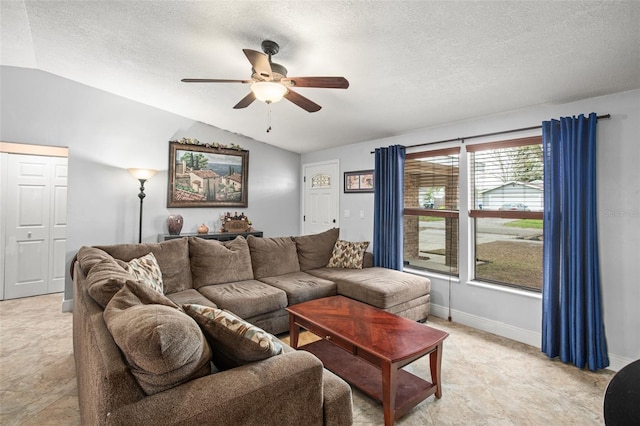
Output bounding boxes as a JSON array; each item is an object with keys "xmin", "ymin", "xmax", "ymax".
[{"xmin": 2, "ymin": 1, "xmax": 639, "ymax": 153}]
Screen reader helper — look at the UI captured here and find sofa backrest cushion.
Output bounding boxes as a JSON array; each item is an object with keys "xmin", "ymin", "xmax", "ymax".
[
  {"xmin": 189, "ymin": 236, "xmax": 254, "ymax": 288},
  {"xmin": 103, "ymin": 280, "xmax": 211, "ymax": 395},
  {"xmin": 183, "ymin": 303, "xmax": 282, "ymax": 371},
  {"xmin": 247, "ymin": 235, "xmax": 300, "ymax": 279},
  {"xmin": 85, "ymin": 257, "xmax": 131, "ymax": 308},
  {"xmin": 77, "ymin": 246, "xmax": 114, "ymax": 275},
  {"xmin": 293, "ymin": 228, "xmax": 340, "ymax": 271},
  {"xmin": 96, "ymin": 238, "xmax": 192, "ymax": 294}
]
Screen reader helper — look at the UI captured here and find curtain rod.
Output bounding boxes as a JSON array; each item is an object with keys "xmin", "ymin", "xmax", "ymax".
[{"xmin": 370, "ymin": 113, "xmax": 611, "ymax": 153}]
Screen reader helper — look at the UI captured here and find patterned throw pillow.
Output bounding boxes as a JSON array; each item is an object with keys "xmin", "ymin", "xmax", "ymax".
[
  {"xmin": 183, "ymin": 304, "xmax": 283, "ymax": 371},
  {"xmin": 124, "ymin": 252, "xmax": 163, "ymax": 294},
  {"xmin": 327, "ymin": 240, "xmax": 370, "ymax": 269}
]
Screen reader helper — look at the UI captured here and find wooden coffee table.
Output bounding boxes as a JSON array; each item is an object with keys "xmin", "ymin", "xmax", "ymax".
[{"xmin": 286, "ymin": 295, "xmax": 448, "ymax": 426}]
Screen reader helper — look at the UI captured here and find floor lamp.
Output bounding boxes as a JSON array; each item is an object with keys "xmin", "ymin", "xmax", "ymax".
[{"xmin": 128, "ymin": 168, "xmax": 157, "ymax": 243}]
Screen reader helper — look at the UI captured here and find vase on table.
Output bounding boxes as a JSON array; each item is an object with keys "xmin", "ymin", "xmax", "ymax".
[
  {"xmin": 197, "ymin": 223, "xmax": 209, "ymax": 234},
  {"xmin": 167, "ymin": 214, "xmax": 183, "ymax": 235}
]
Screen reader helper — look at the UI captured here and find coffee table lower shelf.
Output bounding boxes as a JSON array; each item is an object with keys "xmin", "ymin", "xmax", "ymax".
[{"xmin": 301, "ymin": 339, "xmax": 437, "ymax": 419}]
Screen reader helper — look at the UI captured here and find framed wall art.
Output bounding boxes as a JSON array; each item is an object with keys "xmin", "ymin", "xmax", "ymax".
[
  {"xmin": 167, "ymin": 141, "xmax": 249, "ymax": 207},
  {"xmin": 344, "ymin": 169, "xmax": 374, "ymax": 193}
]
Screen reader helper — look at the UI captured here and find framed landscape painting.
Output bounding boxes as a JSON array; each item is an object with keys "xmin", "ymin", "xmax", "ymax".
[
  {"xmin": 168, "ymin": 141, "xmax": 249, "ymax": 207},
  {"xmin": 344, "ymin": 170, "xmax": 374, "ymax": 193}
]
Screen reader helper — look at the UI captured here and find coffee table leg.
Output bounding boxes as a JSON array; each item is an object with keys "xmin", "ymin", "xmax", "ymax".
[
  {"xmin": 288, "ymin": 314, "xmax": 300, "ymax": 349},
  {"xmin": 382, "ymin": 361, "xmax": 398, "ymax": 426},
  {"xmin": 429, "ymin": 342, "xmax": 444, "ymax": 398}
]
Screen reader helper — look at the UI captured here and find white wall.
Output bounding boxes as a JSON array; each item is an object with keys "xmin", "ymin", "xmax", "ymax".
[
  {"xmin": 0, "ymin": 66, "xmax": 301, "ymax": 305},
  {"xmin": 302, "ymin": 89, "xmax": 640, "ymax": 370}
]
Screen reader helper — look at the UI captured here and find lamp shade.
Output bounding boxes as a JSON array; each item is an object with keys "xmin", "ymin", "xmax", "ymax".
[
  {"xmin": 251, "ymin": 81, "xmax": 288, "ymax": 103},
  {"xmin": 128, "ymin": 168, "xmax": 157, "ymax": 181}
]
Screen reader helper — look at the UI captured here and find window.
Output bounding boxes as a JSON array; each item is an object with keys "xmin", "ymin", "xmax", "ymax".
[
  {"xmin": 468, "ymin": 136, "xmax": 543, "ymax": 291},
  {"xmin": 403, "ymin": 148, "xmax": 460, "ymax": 275}
]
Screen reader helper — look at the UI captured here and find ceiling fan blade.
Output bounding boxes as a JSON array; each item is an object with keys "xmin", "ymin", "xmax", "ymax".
[
  {"xmin": 283, "ymin": 89, "xmax": 321, "ymax": 113},
  {"xmin": 182, "ymin": 78, "xmax": 251, "ymax": 83},
  {"xmin": 282, "ymin": 76, "xmax": 349, "ymax": 89},
  {"xmin": 243, "ymin": 49, "xmax": 272, "ymax": 80},
  {"xmin": 233, "ymin": 92, "xmax": 256, "ymax": 109}
]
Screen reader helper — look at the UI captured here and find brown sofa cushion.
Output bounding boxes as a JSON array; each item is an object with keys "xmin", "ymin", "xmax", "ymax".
[
  {"xmin": 167, "ymin": 289, "xmax": 218, "ymax": 308},
  {"xmin": 76, "ymin": 246, "xmax": 114, "ymax": 275},
  {"xmin": 85, "ymin": 257, "xmax": 132, "ymax": 308},
  {"xmin": 248, "ymin": 235, "xmax": 300, "ymax": 279},
  {"xmin": 104, "ymin": 281, "xmax": 211, "ymax": 395},
  {"xmin": 307, "ymin": 267, "xmax": 430, "ymax": 309},
  {"xmin": 183, "ymin": 304, "xmax": 282, "ymax": 371},
  {"xmin": 327, "ymin": 240, "xmax": 370, "ymax": 269},
  {"xmin": 96, "ymin": 238, "xmax": 192, "ymax": 294},
  {"xmin": 198, "ymin": 280, "xmax": 288, "ymax": 318},
  {"xmin": 189, "ymin": 236, "xmax": 254, "ymax": 288},
  {"xmin": 258, "ymin": 272, "xmax": 337, "ymax": 305},
  {"xmin": 293, "ymin": 228, "xmax": 340, "ymax": 271}
]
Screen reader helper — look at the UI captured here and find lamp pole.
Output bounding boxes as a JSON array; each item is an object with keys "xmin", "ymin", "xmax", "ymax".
[
  {"xmin": 128, "ymin": 168, "xmax": 157, "ymax": 244},
  {"xmin": 136, "ymin": 178, "xmax": 147, "ymax": 244}
]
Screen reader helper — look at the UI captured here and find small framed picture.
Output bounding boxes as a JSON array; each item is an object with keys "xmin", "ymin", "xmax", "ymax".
[{"xmin": 344, "ymin": 170, "xmax": 374, "ymax": 193}]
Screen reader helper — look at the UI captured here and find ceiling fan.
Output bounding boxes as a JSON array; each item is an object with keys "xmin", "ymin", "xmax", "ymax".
[{"xmin": 181, "ymin": 40, "xmax": 349, "ymax": 113}]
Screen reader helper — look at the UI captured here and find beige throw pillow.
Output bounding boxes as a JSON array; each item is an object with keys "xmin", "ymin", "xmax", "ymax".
[
  {"xmin": 183, "ymin": 304, "xmax": 283, "ymax": 371},
  {"xmin": 327, "ymin": 240, "xmax": 370, "ymax": 269}
]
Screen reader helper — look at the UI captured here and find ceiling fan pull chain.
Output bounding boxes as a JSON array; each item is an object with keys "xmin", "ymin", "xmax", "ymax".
[{"xmin": 266, "ymin": 106, "xmax": 272, "ymax": 133}]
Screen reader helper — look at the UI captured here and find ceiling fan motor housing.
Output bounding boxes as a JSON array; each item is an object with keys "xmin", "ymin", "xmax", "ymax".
[{"xmin": 261, "ymin": 40, "xmax": 280, "ymax": 56}]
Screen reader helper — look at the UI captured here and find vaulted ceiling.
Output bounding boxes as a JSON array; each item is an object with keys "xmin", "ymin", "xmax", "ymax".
[{"xmin": 2, "ymin": 1, "xmax": 639, "ymax": 153}]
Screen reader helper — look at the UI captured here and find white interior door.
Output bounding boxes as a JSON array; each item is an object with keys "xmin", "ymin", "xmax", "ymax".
[
  {"xmin": 3, "ymin": 154, "xmax": 67, "ymax": 299},
  {"xmin": 48, "ymin": 157, "xmax": 68, "ymax": 293},
  {"xmin": 303, "ymin": 160, "xmax": 339, "ymax": 235}
]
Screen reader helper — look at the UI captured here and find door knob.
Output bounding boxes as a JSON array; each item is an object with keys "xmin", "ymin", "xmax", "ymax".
[{"xmin": 333, "ymin": 219, "xmax": 336, "ymax": 223}]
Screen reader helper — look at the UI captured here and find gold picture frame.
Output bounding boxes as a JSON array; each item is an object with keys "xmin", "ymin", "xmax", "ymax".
[{"xmin": 167, "ymin": 141, "xmax": 249, "ymax": 207}]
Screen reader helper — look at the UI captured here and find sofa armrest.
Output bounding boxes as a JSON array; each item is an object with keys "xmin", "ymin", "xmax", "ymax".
[
  {"xmin": 106, "ymin": 350, "xmax": 325, "ymax": 426},
  {"xmin": 363, "ymin": 251, "xmax": 373, "ymax": 268}
]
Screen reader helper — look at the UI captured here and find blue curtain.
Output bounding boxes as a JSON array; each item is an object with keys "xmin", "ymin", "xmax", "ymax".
[
  {"xmin": 541, "ymin": 113, "xmax": 609, "ymax": 370},
  {"xmin": 373, "ymin": 145, "xmax": 405, "ymax": 270}
]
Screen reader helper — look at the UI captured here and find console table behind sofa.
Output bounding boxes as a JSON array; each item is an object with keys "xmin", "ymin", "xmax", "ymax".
[{"xmin": 159, "ymin": 231, "xmax": 263, "ymax": 242}]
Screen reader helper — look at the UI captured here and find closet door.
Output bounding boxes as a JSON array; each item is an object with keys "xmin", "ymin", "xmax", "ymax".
[
  {"xmin": 48, "ymin": 157, "xmax": 68, "ymax": 293},
  {"xmin": 3, "ymin": 154, "xmax": 67, "ymax": 299}
]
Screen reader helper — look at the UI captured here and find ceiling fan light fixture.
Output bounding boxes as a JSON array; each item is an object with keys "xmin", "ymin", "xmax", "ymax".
[{"xmin": 251, "ymin": 81, "xmax": 287, "ymax": 103}]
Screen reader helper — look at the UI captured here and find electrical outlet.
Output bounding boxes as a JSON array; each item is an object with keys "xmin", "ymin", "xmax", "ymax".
[{"xmin": 360, "ymin": 210, "xmax": 365, "ymax": 219}]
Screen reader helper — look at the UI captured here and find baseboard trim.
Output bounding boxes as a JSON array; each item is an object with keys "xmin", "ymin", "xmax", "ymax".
[
  {"xmin": 430, "ymin": 304, "xmax": 540, "ymax": 347},
  {"xmin": 61, "ymin": 298, "xmax": 73, "ymax": 313},
  {"xmin": 430, "ymin": 303, "xmax": 630, "ymax": 372}
]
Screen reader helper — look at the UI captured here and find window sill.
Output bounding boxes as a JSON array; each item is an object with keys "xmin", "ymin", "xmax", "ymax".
[
  {"xmin": 403, "ymin": 266, "xmax": 461, "ymax": 284},
  {"xmin": 466, "ymin": 280, "xmax": 542, "ymax": 299}
]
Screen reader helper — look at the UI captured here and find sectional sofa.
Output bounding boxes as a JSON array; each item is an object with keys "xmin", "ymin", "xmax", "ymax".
[{"xmin": 72, "ymin": 228, "xmax": 431, "ymax": 425}]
